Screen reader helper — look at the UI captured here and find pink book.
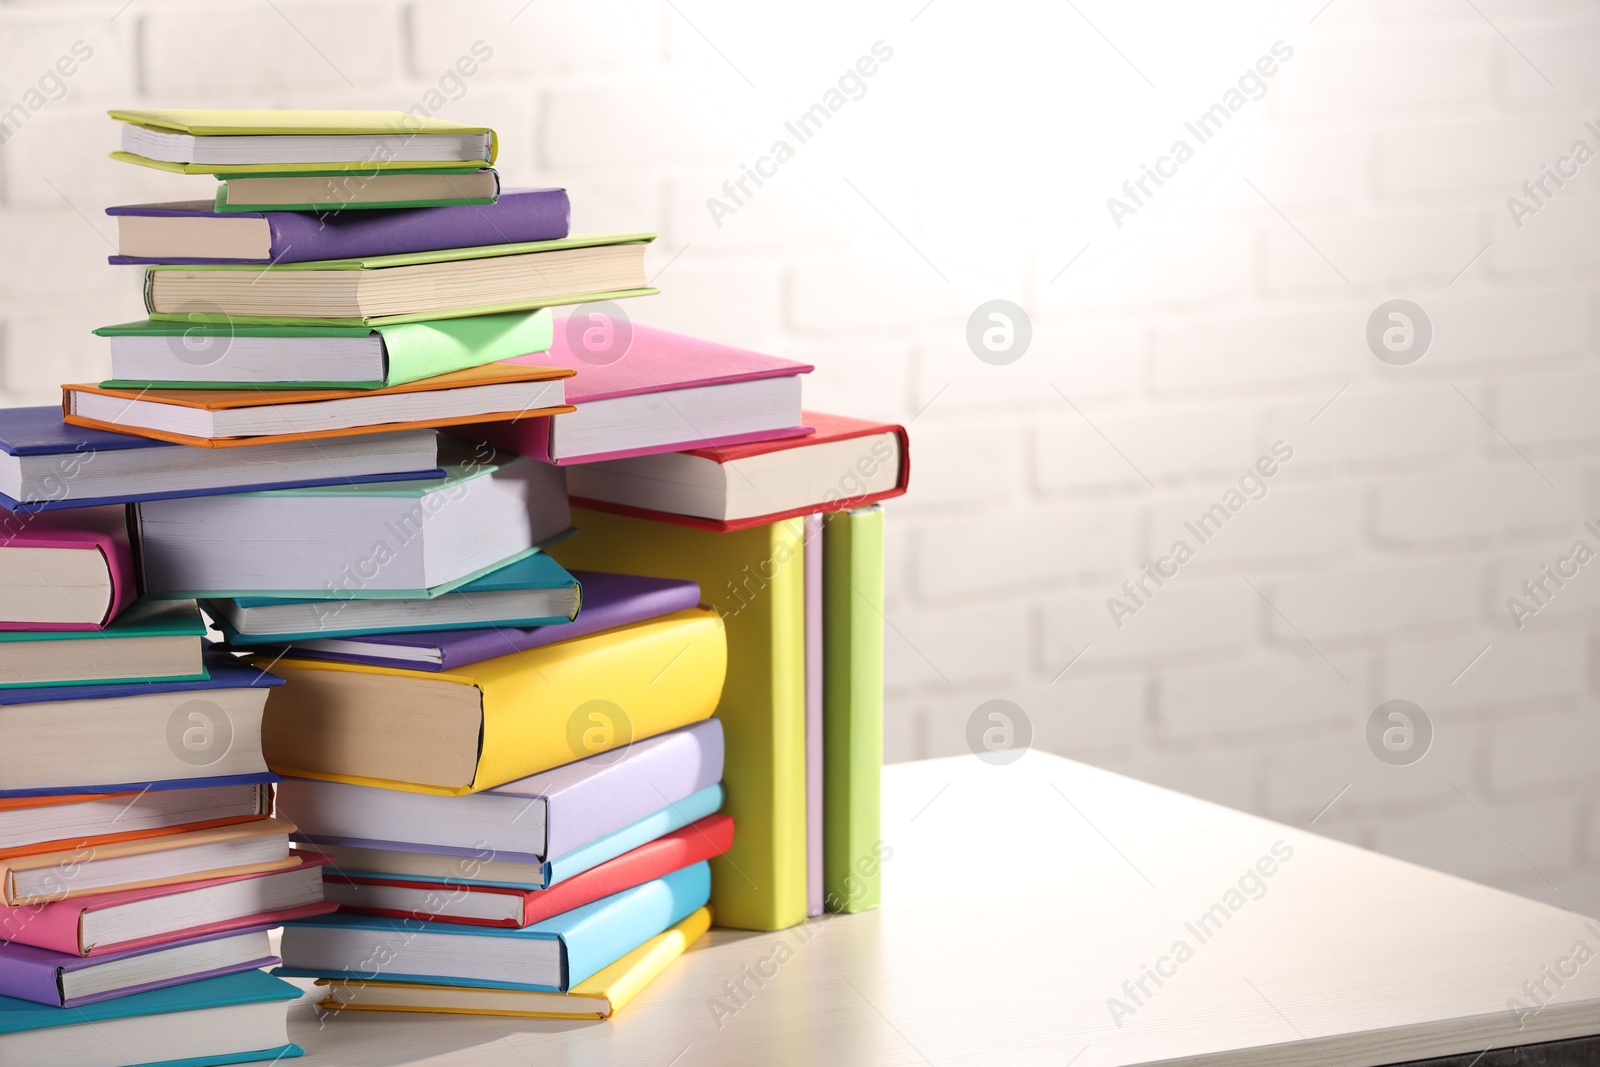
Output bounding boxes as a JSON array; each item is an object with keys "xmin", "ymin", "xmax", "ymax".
[
  {"xmin": 0, "ymin": 504, "xmax": 135, "ymax": 630},
  {"xmin": 806, "ymin": 513, "xmax": 824, "ymax": 917},
  {"xmin": 0, "ymin": 854, "xmax": 332, "ymax": 956},
  {"xmin": 461, "ymin": 316, "xmax": 814, "ymax": 465}
]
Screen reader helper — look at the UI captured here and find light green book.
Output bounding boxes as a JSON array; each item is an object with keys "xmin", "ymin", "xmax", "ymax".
[
  {"xmin": 0, "ymin": 599, "xmax": 208, "ymax": 689},
  {"xmin": 141, "ymin": 233, "xmax": 657, "ymax": 327},
  {"xmin": 823, "ymin": 506, "xmax": 885, "ymax": 913},
  {"xmin": 94, "ymin": 309, "xmax": 553, "ymax": 390}
]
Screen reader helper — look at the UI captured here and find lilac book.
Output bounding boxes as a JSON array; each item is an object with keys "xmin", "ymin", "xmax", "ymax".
[
  {"xmin": 253, "ymin": 571, "xmax": 702, "ymax": 671},
  {"xmin": 0, "ymin": 924, "xmax": 277, "ymax": 1007},
  {"xmin": 105, "ymin": 187, "xmax": 571, "ymax": 265}
]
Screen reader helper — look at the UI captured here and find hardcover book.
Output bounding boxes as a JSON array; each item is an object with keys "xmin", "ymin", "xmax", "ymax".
[
  {"xmin": 0, "ymin": 598, "xmax": 207, "ymax": 688},
  {"xmin": 0, "ymin": 925, "xmax": 276, "ymax": 1007},
  {"xmin": 466, "ymin": 318, "xmax": 813, "ymax": 464},
  {"xmin": 0, "ymin": 504, "xmax": 134, "ymax": 630},
  {"xmin": 107, "ymin": 188, "xmax": 569, "ymax": 265},
  {"xmin": 212, "ymin": 168, "xmax": 499, "ymax": 212}
]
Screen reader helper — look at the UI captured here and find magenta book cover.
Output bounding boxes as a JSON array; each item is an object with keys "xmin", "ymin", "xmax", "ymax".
[{"xmin": 0, "ymin": 504, "xmax": 135, "ymax": 630}]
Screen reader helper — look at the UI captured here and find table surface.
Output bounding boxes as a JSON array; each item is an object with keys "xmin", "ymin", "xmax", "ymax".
[{"xmin": 282, "ymin": 752, "xmax": 1600, "ymax": 1066}]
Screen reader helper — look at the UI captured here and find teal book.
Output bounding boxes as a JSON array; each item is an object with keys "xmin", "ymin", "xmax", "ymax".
[
  {"xmin": 277, "ymin": 861, "xmax": 711, "ymax": 992},
  {"xmin": 823, "ymin": 505, "xmax": 885, "ymax": 913},
  {"xmin": 0, "ymin": 969, "xmax": 302, "ymax": 1066},
  {"xmin": 95, "ymin": 308, "xmax": 553, "ymax": 390},
  {"xmin": 0, "ymin": 598, "xmax": 208, "ymax": 689}
]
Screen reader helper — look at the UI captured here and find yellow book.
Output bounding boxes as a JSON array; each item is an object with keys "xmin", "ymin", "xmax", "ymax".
[
  {"xmin": 315, "ymin": 907, "xmax": 712, "ymax": 1019},
  {"xmin": 257, "ymin": 608, "xmax": 725, "ymax": 796},
  {"xmin": 551, "ymin": 508, "xmax": 807, "ymax": 931},
  {"xmin": 108, "ymin": 108, "xmax": 498, "ymax": 175}
]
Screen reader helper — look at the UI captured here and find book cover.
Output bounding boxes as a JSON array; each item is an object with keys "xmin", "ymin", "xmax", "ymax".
[
  {"xmin": 106, "ymin": 189, "xmax": 570, "ymax": 265},
  {"xmin": 277, "ymin": 861, "xmax": 711, "ymax": 992},
  {"xmin": 571, "ymin": 411, "xmax": 912, "ymax": 532},
  {"xmin": 0, "ymin": 855, "xmax": 333, "ymax": 957},
  {"xmin": 259, "ymin": 607, "xmax": 727, "ymax": 796},
  {"xmin": 0, "ymin": 504, "xmax": 134, "ymax": 630},
  {"xmin": 0, "ymin": 407, "xmax": 441, "ymax": 512},
  {"xmin": 245, "ymin": 570, "xmax": 701, "ymax": 670},
  {"xmin": 465, "ymin": 318, "xmax": 814, "ymax": 465},
  {"xmin": 212, "ymin": 168, "xmax": 500, "ymax": 213},
  {"xmin": 315, "ymin": 907, "xmax": 712, "ymax": 1018},
  {"xmin": 551, "ymin": 508, "xmax": 807, "ymax": 932},
  {"xmin": 0, "ymin": 924, "xmax": 278, "ymax": 1007},
  {"xmin": 806, "ymin": 513, "xmax": 824, "ymax": 918},
  {"xmin": 0, "ymin": 598, "xmax": 208, "ymax": 689},
  {"xmin": 63, "ymin": 362, "xmax": 574, "ymax": 448},
  {"xmin": 323, "ymin": 814, "xmax": 733, "ymax": 928},
  {"xmin": 823, "ymin": 506, "xmax": 885, "ymax": 914}
]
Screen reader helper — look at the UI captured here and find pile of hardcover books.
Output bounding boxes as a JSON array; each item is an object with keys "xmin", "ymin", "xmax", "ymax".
[{"xmin": 0, "ymin": 109, "xmax": 907, "ymax": 1062}]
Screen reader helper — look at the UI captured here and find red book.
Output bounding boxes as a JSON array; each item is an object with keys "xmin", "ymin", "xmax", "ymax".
[
  {"xmin": 319, "ymin": 814, "xmax": 734, "ymax": 928},
  {"xmin": 566, "ymin": 411, "xmax": 910, "ymax": 532}
]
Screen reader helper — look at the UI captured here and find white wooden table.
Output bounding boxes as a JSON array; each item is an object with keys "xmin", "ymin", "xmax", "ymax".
[{"xmin": 282, "ymin": 752, "xmax": 1600, "ymax": 1066}]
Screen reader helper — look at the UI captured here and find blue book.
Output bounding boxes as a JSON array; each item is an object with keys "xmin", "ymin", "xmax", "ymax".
[
  {"xmin": 0, "ymin": 655, "xmax": 283, "ymax": 798},
  {"xmin": 0, "ymin": 405, "xmax": 441, "ymax": 513},
  {"xmin": 277, "ymin": 861, "xmax": 711, "ymax": 992},
  {"xmin": 205, "ymin": 552, "xmax": 582, "ymax": 644},
  {"xmin": 0, "ymin": 969, "xmax": 301, "ymax": 1066}
]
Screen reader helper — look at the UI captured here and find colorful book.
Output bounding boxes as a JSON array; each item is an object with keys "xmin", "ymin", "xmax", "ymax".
[
  {"xmin": 94, "ymin": 309, "xmax": 554, "ymax": 390},
  {"xmin": 260, "ymin": 607, "xmax": 727, "ymax": 796},
  {"xmin": 63, "ymin": 361, "xmax": 573, "ymax": 448},
  {"xmin": 109, "ymin": 107, "xmax": 496, "ymax": 174},
  {"xmin": 0, "ymin": 656, "xmax": 283, "ymax": 797},
  {"xmin": 299, "ymin": 783, "xmax": 723, "ymax": 892},
  {"xmin": 277, "ymin": 719, "xmax": 722, "ymax": 861},
  {"xmin": 142, "ymin": 233, "xmax": 656, "ymax": 327},
  {"xmin": 0, "ymin": 598, "xmax": 207, "ymax": 688},
  {"xmin": 0, "ymin": 504, "xmax": 133, "ymax": 630},
  {"xmin": 316, "ymin": 907, "xmax": 711, "ymax": 1018},
  {"xmin": 133, "ymin": 448, "xmax": 568, "ymax": 598},
  {"xmin": 277, "ymin": 861, "xmax": 711, "ymax": 992},
  {"xmin": 569, "ymin": 410, "xmax": 910, "ymax": 531},
  {"xmin": 212, "ymin": 168, "xmax": 499, "ymax": 212},
  {"xmin": 247, "ymin": 570, "xmax": 700, "ymax": 670},
  {"xmin": 551, "ymin": 508, "xmax": 807, "ymax": 931},
  {"xmin": 0, "ymin": 408, "xmax": 440, "ymax": 513},
  {"xmin": 466, "ymin": 318, "xmax": 812, "ymax": 464},
  {"xmin": 0, "ymin": 968, "xmax": 303, "ymax": 1066},
  {"xmin": 107, "ymin": 189, "xmax": 569, "ymax": 264},
  {"xmin": 321, "ymin": 814, "xmax": 733, "ymax": 927},
  {"xmin": 206, "ymin": 553, "xmax": 580, "ymax": 644},
  {"xmin": 0, "ymin": 925, "xmax": 276, "ymax": 1007},
  {"xmin": 0, "ymin": 783, "xmax": 268, "ymax": 856},
  {"xmin": 823, "ymin": 505, "xmax": 885, "ymax": 913},
  {"xmin": 0, "ymin": 855, "xmax": 331, "ymax": 956},
  {"xmin": 0, "ymin": 817, "xmax": 296, "ymax": 906},
  {"xmin": 806, "ymin": 513, "xmax": 824, "ymax": 918}
]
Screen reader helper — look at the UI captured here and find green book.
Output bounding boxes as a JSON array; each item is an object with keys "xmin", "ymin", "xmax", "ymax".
[
  {"xmin": 823, "ymin": 505, "xmax": 885, "ymax": 914},
  {"xmin": 0, "ymin": 599, "xmax": 208, "ymax": 688},
  {"xmin": 94, "ymin": 308, "xmax": 553, "ymax": 390},
  {"xmin": 213, "ymin": 167, "xmax": 498, "ymax": 213}
]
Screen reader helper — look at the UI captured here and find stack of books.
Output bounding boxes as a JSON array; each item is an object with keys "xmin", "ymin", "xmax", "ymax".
[{"xmin": 0, "ymin": 508, "xmax": 328, "ymax": 1064}]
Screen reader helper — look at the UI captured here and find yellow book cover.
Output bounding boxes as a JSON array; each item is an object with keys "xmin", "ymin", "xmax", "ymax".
[
  {"xmin": 551, "ymin": 508, "xmax": 807, "ymax": 931},
  {"xmin": 315, "ymin": 907, "xmax": 712, "ymax": 1019},
  {"xmin": 258, "ymin": 608, "xmax": 726, "ymax": 796}
]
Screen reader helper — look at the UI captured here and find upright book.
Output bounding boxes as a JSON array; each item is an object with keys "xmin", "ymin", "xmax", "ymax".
[
  {"xmin": 95, "ymin": 308, "xmax": 554, "ymax": 389},
  {"xmin": 467, "ymin": 318, "xmax": 813, "ymax": 464},
  {"xmin": 133, "ymin": 448, "xmax": 569, "ymax": 598},
  {"xmin": 107, "ymin": 188, "xmax": 570, "ymax": 265},
  {"xmin": 0, "ymin": 505, "xmax": 133, "ymax": 630},
  {"xmin": 109, "ymin": 107, "xmax": 496, "ymax": 173},
  {"xmin": 569, "ymin": 410, "xmax": 910, "ymax": 530},
  {"xmin": 551, "ymin": 508, "xmax": 807, "ymax": 931},
  {"xmin": 260, "ymin": 607, "xmax": 727, "ymax": 795},
  {"xmin": 0, "ymin": 407, "xmax": 440, "ymax": 512}
]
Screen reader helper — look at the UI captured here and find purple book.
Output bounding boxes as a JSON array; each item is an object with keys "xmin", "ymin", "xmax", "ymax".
[
  {"xmin": 805, "ymin": 514, "xmax": 824, "ymax": 918},
  {"xmin": 253, "ymin": 570, "xmax": 702, "ymax": 671},
  {"xmin": 105, "ymin": 187, "xmax": 571, "ymax": 265},
  {"xmin": 0, "ymin": 924, "xmax": 278, "ymax": 1007}
]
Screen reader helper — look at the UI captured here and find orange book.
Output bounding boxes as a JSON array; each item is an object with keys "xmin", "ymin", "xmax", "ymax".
[{"xmin": 62, "ymin": 362, "xmax": 574, "ymax": 448}]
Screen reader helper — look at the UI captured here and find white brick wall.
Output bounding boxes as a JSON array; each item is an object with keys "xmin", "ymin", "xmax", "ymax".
[{"xmin": 2, "ymin": 0, "xmax": 1597, "ymax": 917}]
